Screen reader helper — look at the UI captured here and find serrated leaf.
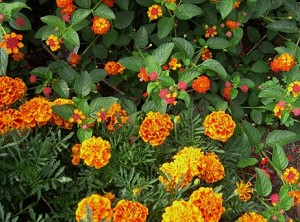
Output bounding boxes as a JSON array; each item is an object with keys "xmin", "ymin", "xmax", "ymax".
[
  {"xmin": 283, "ymin": 0, "xmax": 300, "ymax": 21},
  {"xmin": 77, "ymin": 128, "xmax": 93, "ymax": 143},
  {"xmin": 175, "ymin": 4, "xmax": 203, "ymax": 20},
  {"xmin": 250, "ymin": 109, "xmax": 262, "ymax": 124},
  {"xmin": 153, "ymin": 96, "xmax": 167, "ymax": 114},
  {"xmin": 89, "ymin": 97, "xmax": 118, "ymax": 116},
  {"xmin": 119, "ymin": 56, "xmax": 145, "ymax": 72},
  {"xmin": 115, "ymin": 11, "xmax": 135, "ymax": 29},
  {"xmin": 52, "ymin": 79, "xmax": 69, "ymax": 98},
  {"xmin": 70, "ymin": 9, "xmax": 91, "ymax": 26},
  {"xmin": 157, "ymin": 17, "xmax": 174, "ymax": 39},
  {"xmin": 178, "ymin": 68, "xmax": 201, "ymax": 83},
  {"xmin": 134, "ymin": 26, "xmax": 148, "ymax": 48},
  {"xmin": 266, "ymin": 130, "xmax": 297, "ymax": 148},
  {"xmin": 177, "ymin": 90, "xmax": 190, "ymax": 107},
  {"xmin": 272, "ymin": 144, "xmax": 288, "ymax": 171},
  {"xmin": 9, "ymin": 12, "xmax": 32, "ymax": 31},
  {"xmin": 0, "ymin": 48, "xmax": 8, "ymax": 75},
  {"xmin": 200, "ymin": 59, "xmax": 228, "ymax": 81},
  {"xmin": 242, "ymin": 120, "xmax": 262, "ymax": 146},
  {"xmin": 52, "ymin": 104, "xmax": 76, "ymax": 121},
  {"xmin": 31, "ymin": 67, "xmax": 52, "ymax": 79},
  {"xmin": 74, "ymin": 71, "xmax": 92, "ymax": 98},
  {"xmin": 152, "ymin": 43, "xmax": 174, "ymax": 66},
  {"xmin": 219, "ymin": 0, "xmax": 235, "ymax": 19},
  {"xmin": 58, "ymin": 67, "xmax": 77, "ymax": 83},
  {"xmin": 89, "ymin": 69, "xmax": 107, "ymax": 83},
  {"xmin": 146, "ymin": 55, "xmax": 161, "ymax": 74},
  {"xmin": 40, "ymin": 15, "xmax": 66, "ymax": 30},
  {"xmin": 94, "ymin": 4, "xmax": 115, "ymax": 19},
  {"xmin": 266, "ymin": 20, "xmax": 298, "ymax": 33},
  {"xmin": 251, "ymin": 60, "xmax": 269, "ymax": 73},
  {"xmin": 173, "ymin": 37, "xmax": 194, "ymax": 59},
  {"xmin": 255, "ymin": 167, "xmax": 272, "ymax": 196},
  {"xmin": 103, "ymin": 29, "xmax": 118, "ymax": 47},
  {"xmin": 63, "ymin": 28, "xmax": 80, "ymax": 46},
  {"xmin": 237, "ymin": 158, "xmax": 258, "ymax": 168},
  {"xmin": 75, "ymin": 0, "xmax": 91, "ymax": 8},
  {"xmin": 207, "ymin": 37, "xmax": 231, "ymax": 49},
  {"xmin": 119, "ymin": 98, "xmax": 137, "ymax": 115}
]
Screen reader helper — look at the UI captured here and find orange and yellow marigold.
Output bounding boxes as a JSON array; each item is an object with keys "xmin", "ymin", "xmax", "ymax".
[
  {"xmin": 113, "ymin": 200, "xmax": 148, "ymax": 222},
  {"xmin": 235, "ymin": 180, "xmax": 254, "ymax": 202},
  {"xmin": 192, "ymin": 75, "xmax": 211, "ymax": 94},
  {"xmin": 147, "ymin": 5, "xmax": 163, "ymax": 21},
  {"xmin": 237, "ymin": 212, "xmax": 267, "ymax": 222},
  {"xmin": 0, "ymin": 108, "xmax": 25, "ymax": 135},
  {"xmin": 104, "ymin": 61, "xmax": 125, "ymax": 76},
  {"xmin": 199, "ymin": 152, "xmax": 225, "ymax": 183},
  {"xmin": 0, "ymin": 32, "xmax": 24, "ymax": 54},
  {"xmin": 270, "ymin": 53, "xmax": 295, "ymax": 72},
  {"xmin": 91, "ymin": 17, "xmax": 110, "ymax": 35}
]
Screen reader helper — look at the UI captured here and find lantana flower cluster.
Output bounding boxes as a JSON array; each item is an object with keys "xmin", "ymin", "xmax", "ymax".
[{"xmin": 270, "ymin": 53, "xmax": 295, "ymax": 72}]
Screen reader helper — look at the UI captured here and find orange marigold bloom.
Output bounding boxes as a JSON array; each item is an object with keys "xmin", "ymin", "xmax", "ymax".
[
  {"xmin": 203, "ymin": 111, "xmax": 236, "ymax": 142},
  {"xmin": 189, "ymin": 187, "xmax": 225, "ymax": 222},
  {"xmin": 199, "ymin": 152, "xmax": 225, "ymax": 183},
  {"xmin": 105, "ymin": 102, "xmax": 128, "ymax": 131},
  {"xmin": 68, "ymin": 52, "xmax": 81, "ymax": 66},
  {"xmin": 91, "ymin": 17, "xmax": 110, "ymax": 35},
  {"xmin": 205, "ymin": 25, "xmax": 217, "ymax": 38},
  {"xmin": 75, "ymin": 194, "xmax": 113, "ymax": 222},
  {"xmin": 201, "ymin": 48, "xmax": 212, "ymax": 61},
  {"xmin": 237, "ymin": 212, "xmax": 267, "ymax": 222},
  {"xmin": 104, "ymin": 61, "xmax": 125, "ymax": 76},
  {"xmin": 138, "ymin": 67, "xmax": 150, "ymax": 82},
  {"xmin": 139, "ymin": 111, "xmax": 173, "ymax": 146},
  {"xmin": 79, "ymin": 136, "xmax": 111, "ymax": 169},
  {"xmin": 226, "ymin": 20, "xmax": 239, "ymax": 30},
  {"xmin": 19, "ymin": 97, "xmax": 52, "ymax": 128},
  {"xmin": 270, "ymin": 53, "xmax": 295, "ymax": 72},
  {"xmin": 69, "ymin": 109, "xmax": 86, "ymax": 125},
  {"xmin": 162, "ymin": 199, "xmax": 204, "ymax": 222},
  {"xmin": 288, "ymin": 81, "xmax": 300, "ymax": 97},
  {"xmin": 56, "ymin": 0, "xmax": 73, "ymax": 8},
  {"xmin": 11, "ymin": 51, "xmax": 24, "ymax": 61},
  {"xmin": 0, "ymin": 108, "xmax": 25, "ymax": 135},
  {"xmin": 288, "ymin": 190, "xmax": 300, "ymax": 206},
  {"xmin": 113, "ymin": 200, "xmax": 148, "ymax": 222},
  {"xmin": 46, "ymin": 35, "xmax": 62, "ymax": 52},
  {"xmin": 51, "ymin": 98, "xmax": 74, "ymax": 129},
  {"xmin": 147, "ymin": 5, "xmax": 163, "ymax": 21},
  {"xmin": 103, "ymin": 192, "xmax": 115, "ymax": 201},
  {"xmin": 192, "ymin": 76, "xmax": 211, "ymax": 94},
  {"xmin": 71, "ymin": 143, "xmax": 81, "ymax": 165},
  {"xmin": 282, "ymin": 167, "xmax": 300, "ymax": 184},
  {"xmin": 168, "ymin": 58, "xmax": 182, "ymax": 70},
  {"xmin": 60, "ymin": 3, "xmax": 76, "ymax": 16},
  {"xmin": 0, "ymin": 32, "xmax": 24, "ymax": 54},
  {"xmin": 235, "ymin": 180, "xmax": 254, "ymax": 202},
  {"xmin": 102, "ymin": 0, "xmax": 116, "ymax": 7}
]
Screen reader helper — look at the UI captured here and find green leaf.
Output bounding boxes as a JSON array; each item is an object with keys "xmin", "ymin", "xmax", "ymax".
[
  {"xmin": 283, "ymin": 0, "xmax": 300, "ymax": 22},
  {"xmin": 250, "ymin": 109, "xmax": 262, "ymax": 124},
  {"xmin": 77, "ymin": 128, "xmax": 93, "ymax": 143},
  {"xmin": 165, "ymin": 2, "xmax": 177, "ymax": 10},
  {"xmin": 35, "ymin": 84, "xmax": 44, "ymax": 94},
  {"xmin": 78, "ymin": 99, "xmax": 90, "ymax": 116},
  {"xmin": 259, "ymin": 85, "xmax": 286, "ymax": 100},
  {"xmin": 0, "ymin": 2, "xmax": 31, "ymax": 18},
  {"xmin": 278, "ymin": 195, "xmax": 294, "ymax": 211},
  {"xmin": 207, "ymin": 37, "xmax": 231, "ymax": 49},
  {"xmin": 119, "ymin": 98, "xmax": 137, "ymax": 115},
  {"xmin": 266, "ymin": 20, "xmax": 298, "ymax": 33},
  {"xmin": 205, "ymin": 94, "xmax": 228, "ymax": 111},
  {"xmin": 230, "ymin": 101, "xmax": 244, "ymax": 120},
  {"xmin": 229, "ymin": 88, "xmax": 238, "ymax": 100},
  {"xmin": 0, "ymin": 48, "xmax": 8, "ymax": 75},
  {"xmin": 266, "ymin": 130, "xmax": 297, "ymax": 148},
  {"xmin": 31, "ymin": 67, "xmax": 52, "ymax": 79},
  {"xmin": 272, "ymin": 145, "xmax": 288, "ymax": 171},
  {"xmin": 119, "ymin": 56, "xmax": 145, "ymax": 72},
  {"xmin": 58, "ymin": 67, "xmax": 77, "ymax": 83},
  {"xmin": 200, "ymin": 59, "xmax": 228, "ymax": 81},
  {"xmin": 173, "ymin": 37, "xmax": 194, "ymax": 59},
  {"xmin": 255, "ymin": 167, "xmax": 272, "ymax": 196},
  {"xmin": 89, "ymin": 69, "xmax": 107, "ymax": 83},
  {"xmin": 75, "ymin": 0, "xmax": 91, "ymax": 8},
  {"xmin": 152, "ymin": 43, "xmax": 174, "ymax": 66},
  {"xmin": 9, "ymin": 12, "xmax": 32, "ymax": 31},
  {"xmin": 134, "ymin": 26, "xmax": 148, "ymax": 48},
  {"xmin": 52, "ymin": 80, "xmax": 69, "ymax": 98},
  {"xmin": 242, "ymin": 120, "xmax": 262, "ymax": 146},
  {"xmin": 52, "ymin": 104, "xmax": 76, "ymax": 121},
  {"xmin": 153, "ymin": 96, "xmax": 167, "ymax": 114},
  {"xmin": 93, "ymin": 44, "xmax": 108, "ymax": 59},
  {"xmin": 141, "ymin": 100, "xmax": 158, "ymax": 113},
  {"xmin": 74, "ymin": 71, "xmax": 92, "ymax": 98},
  {"xmin": 103, "ymin": 29, "xmax": 118, "ymax": 47},
  {"xmin": 89, "ymin": 97, "xmax": 118, "ymax": 116},
  {"xmin": 73, "ymin": 19, "xmax": 91, "ymax": 31},
  {"xmin": 251, "ymin": 60, "xmax": 269, "ymax": 73},
  {"xmin": 94, "ymin": 4, "xmax": 115, "ymax": 19},
  {"xmin": 175, "ymin": 4, "xmax": 203, "ymax": 20},
  {"xmin": 62, "ymin": 28, "xmax": 80, "ymax": 46},
  {"xmin": 177, "ymin": 90, "xmax": 190, "ymax": 107},
  {"xmin": 115, "ymin": 11, "xmax": 135, "ymax": 29},
  {"xmin": 40, "ymin": 15, "xmax": 66, "ymax": 30},
  {"xmin": 237, "ymin": 158, "xmax": 258, "ymax": 168},
  {"xmin": 70, "ymin": 9, "xmax": 91, "ymax": 26},
  {"xmin": 116, "ymin": 0, "xmax": 129, "ymax": 10},
  {"xmin": 157, "ymin": 17, "xmax": 174, "ymax": 39},
  {"xmin": 146, "ymin": 55, "xmax": 161, "ymax": 74},
  {"xmin": 219, "ymin": 0, "xmax": 235, "ymax": 19}
]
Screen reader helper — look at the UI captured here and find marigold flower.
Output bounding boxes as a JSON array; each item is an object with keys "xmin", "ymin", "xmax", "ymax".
[
  {"xmin": 79, "ymin": 136, "xmax": 111, "ymax": 169},
  {"xmin": 75, "ymin": 194, "xmax": 113, "ymax": 222},
  {"xmin": 201, "ymin": 48, "xmax": 212, "ymax": 61},
  {"xmin": 147, "ymin": 5, "xmax": 163, "ymax": 21},
  {"xmin": 51, "ymin": 98, "xmax": 74, "ymax": 129},
  {"xmin": 288, "ymin": 190, "xmax": 300, "ymax": 206},
  {"xmin": 225, "ymin": 20, "xmax": 239, "ymax": 30},
  {"xmin": 237, "ymin": 212, "xmax": 267, "ymax": 222},
  {"xmin": 71, "ymin": 143, "xmax": 81, "ymax": 165},
  {"xmin": 288, "ymin": 81, "xmax": 300, "ymax": 97},
  {"xmin": 139, "ymin": 111, "xmax": 173, "ymax": 146},
  {"xmin": 199, "ymin": 152, "xmax": 225, "ymax": 183},
  {"xmin": 103, "ymin": 192, "xmax": 115, "ymax": 201},
  {"xmin": 137, "ymin": 67, "xmax": 150, "ymax": 82},
  {"xmin": 91, "ymin": 17, "xmax": 111, "ymax": 35},
  {"xmin": 104, "ymin": 61, "xmax": 125, "ymax": 76},
  {"xmin": 104, "ymin": 102, "xmax": 128, "ymax": 131},
  {"xmin": 69, "ymin": 109, "xmax": 86, "ymax": 125},
  {"xmin": 46, "ymin": 35, "xmax": 62, "ymax": 52},
  {"xmin": 68, "ymin": 53, "xmax": 81, "ymax": 66},
  {"xmin": 205, "ymin": 25, "xmax": 217, "ymax": 38},
  {"xmin": 0, "ymin": 32, "xmax": 24, "ymax": 54},
  {"xmin": 168, "ymin": 58, "xmax": 181, "ymax": 70},
  {"xmin": 102, "ymin": 0, "xmax": 116, "ymax": 7},
  {"xmin": 56, "ymin": 0, "xmax": 73, "ymax": 8},
  {"xmin": 282, "ymin": 167, "xmax": 300, "ymax": 184},
  {"xmin": 223, "ymin": 85, "xmax": 233, "ymax": 101},
  {"xmin": 270, "ymin": 53, "xmax": 295, "ymax": 72},
  {"xmin": 235, "ymin": 180, "xmax": 254, "ymax": 202},
  {"xmin": 0, "ymin": 108, "xmax": 25, "ymax": 135},
  {"xmin": 113, "ymin": 200, "xmax": 148, "ymax": 222},
  {"xmin": 189, "ymin": 187, "xmax": 225, "ymax": 222},
  {"xmin": 203, "ymin": 111, "xmax": 236, "ymax": 142},
  {"xmin": 192, "ymin": 76, "xmax": 211, "ymax": 94},
  {"xmin": 270, "ymin": 193, "xmax": 280, "ymax": 206},
  {"xmin": 11, "ymin": 51, "xmax": 24, "ymax": 61},
  {"xmin": 162, "ymin": 200, "xmax": 204, "ymax": 222}
]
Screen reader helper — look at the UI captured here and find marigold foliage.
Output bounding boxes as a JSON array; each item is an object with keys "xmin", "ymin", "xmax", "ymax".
[
  {"xmin": 192, "ymin": 76, "xmax": 211, "ymax": 94},
  {"xmin": 91, "ymin": 17, "xmax": 111, "ymax": 35},
  {"xmin": 0, "ymin": 32, "xmax": 24, "ymax": 54},
  {"xmin": 237, "ymin": 212, "xmax": 267, "ymax": 222},
  {"xmin": 282, "ymin": 167, "xmax": 300, "ymax": 184},
  {"xmin": 270, "ymin": 53, "xmax": 295, "ymax": 72},
  {"xmin": 113, "ymin": 200, "xmax": 148, "ymax": 222},
  {"xmin": 235, "ymin": 180, "xmax": 254, "ymax": 202}
]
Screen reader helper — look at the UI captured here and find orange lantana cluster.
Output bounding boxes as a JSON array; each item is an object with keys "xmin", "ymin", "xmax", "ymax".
[
  {"xmin": 69, "ymin": 109, "xmax": 86, "ymax": 125},
  {"xmin": 56, "ymin": 0, "xmax": 75, "ymax": 17},
  {"xmin": 91, "ymin": 17, "xmax": 111, "ymax": 35},
  {"xmin": 104, "ymin": 61, "xmax": 125, "ymax": 76},
  {"xmin": 102, "ymin": 0, "xmax": 116, "ymax": 7},
  {"xmin": 201, "ymin": 48, "xmax": 212, "ymax": 61},
  {"xmin": 225, "ymin": 20, "xmax": 240, "ymax": 30},
  {"xmin": 168, "ymin": 58, "xmax": 182, "ymax": 70},
  {"xmin": 192, "ymin": 75, "xmax": 211, "ymax": 94},
  {"xmin": 137, "ymin": 67, "xmax": 150, "ymax": 82},
  {"xmin": 113, "ymin": 200, "xmax": 149, "ymax": 222},
  {"xmin": 139, "ymin": 111, "xmax": 173, "ymax": 146},
  {"xmin": 51, "ymin": 98, "xmax": 74, "ymax": 129},
  {"xmin": 68, "ymin": 53, "xmax": 81, "ymax": 66},
  {"xmin": 237, "ymin": 212, "xmax": 267, "ymax": 222},
  {"xmin": 273, "ymin": 101, "xmax": 285, "ymax": 119},
  {"xmin": 0, "ymin": 32, "xmax": 24, "ymax": 55},
  {"xmin": 203, "ymin": 111, "xmax": 236, "ymax": 142},
  {"xmin": 270, "ymin": 53, "xmax": 295, "ymax": 72},
  {"xmin": 147, "ymin": 5, "xmax": 163, "ymax": 21},
  {"xmin": 288, "ymin": 190, "xmax": 300, "ymax": 206}
]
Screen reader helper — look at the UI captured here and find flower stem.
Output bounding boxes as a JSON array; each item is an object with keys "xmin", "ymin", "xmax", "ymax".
[{"xmin": 82, "ymin": 35, "xmax": 100, "ymax": 55}]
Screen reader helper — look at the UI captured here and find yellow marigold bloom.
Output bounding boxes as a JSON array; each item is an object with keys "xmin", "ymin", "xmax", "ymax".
[
  {"xmin": 205, "ymin": 25, "xmax": 217, "ymax": 38},
  {"xmin": 288, "ymin": 190, "xmax": 300, "ymax": 206},
  {"xmin": 80, "ymin": 136, "xmax": 111, "ymax": 169},
  {"xmin": 105, "ymin": 102, "xmax": 128, "ymax": 131},
  {"xmin": 199, "ymin": 152, "xmax": 225, "ymax": 183},
  {"xmin": 201, "ymin": 48, "xmax": 212, "ymax": 61},
  {"xmin": 104, "ymin": 61, "xmax": 125, "ymax": 76},
  {"xmin": 91, "ymin": 17, "xmax": 111, "ymax": 35},
  {"xmin": 282, "ymin": 167, "xmax": 300, "ymax": 184},
  {"xmin": 69, "ymin": 109, "xmax": 86, "ymax": 125},
  {"xmin": 19, "ymin": 97, "xmax": 52, "ymax": 128},
  {"xmin": 56, "ymin": 0, "xmax": 73, "ymax": 8},
  {"xmin": 113, "ymin": 200, "xmax": 148, "ymax": 222},
  {"xmin": 270, "ymin": 53, "xmax": 295, "ymax": 72},
  {"xmin": 102, "ymin": 0, "xmax": 116, "ymax": 7},
  {"xmin": 189, "ymin": 187, "xmax": 225, "ymax": 222},
  {"xmin": 46, "ymin": 35, "xmax": 62, "ymax": 52},
  {"xmin": 51, "ymin": 98, "xmax": 74, "ymax": 129},
  {"xmin": 75, "ymin": 194, "xmax": 113, "ymax": 222},
  {"xmin": 237, "ymin": 212, "xmax": 267, "ymax": 222},
  {"xmin": 0, "ymin": 32, "xmax": 24, "ymax": 54},
  {"xmin": 235, "ymin": 180, "xmax": 254, "ymax": 202},
  {"xmin": 147, "ymin": 5, "xmax": 163, "ymax": 21},
  {"xmin": 168, "ymin": 58, "xmax": 181, "ymax": 70},
  {"xmin": 11, "ymin": 51, "xmax": 24, "ymax": 61},
  {"xmin": 288, "ymin": 81, "xmax": 300, "ymax": 97},
  {"xmin": 225, "ymin": 20, "xmax": 239, "ymax": 30},
  {"xmin": 139, "ymin": 111, "xmax": 173, "ymax": 146},
  {"xmin": 203, "ymin": 111, "xmax": 236, "ymax": 142},
  {"xmin": 71, "ymin": 143, "xmax": 81, "ymax": 165},
  {"xmin": 0, "ymin": 108, "xmax": 25, "ymax": 135},
  {"xmin": 68, "ymin": 53, "xmax": 81, "ymax": 66},
  {"xmin": 162, "ymin": 199, "xmax": 204, "ymax": 222},
  {"xmin": 192, "ymin": 75, "xmax": 211, "ymax": 94}
]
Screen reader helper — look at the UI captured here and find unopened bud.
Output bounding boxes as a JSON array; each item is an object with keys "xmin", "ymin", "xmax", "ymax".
[{"xmin": 54, "ymin": 26, "xmax": 59, "ymax": 32}]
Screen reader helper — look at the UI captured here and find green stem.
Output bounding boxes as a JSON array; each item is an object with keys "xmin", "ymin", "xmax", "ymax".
[
  {"xmin": 246, "ymin": 34, "xmax": 267, "ymax": 56},
  {"xmin": 261, "ymin": 150, "xmax": 284, "ymax": 184},
  {"xmin": 294, "ymin": 36, "xmax": 300, "ymax": 57},
  {"xmin": 0, "ymin": 25, "xmax": 7, "ymax": 34},
  {"xmin": 137, "ymin": 48, "xmax": 146, "ymax": 61},
  {"xmin": 82, "ymin": 35, "xmax": 100, "ymax": 55}
]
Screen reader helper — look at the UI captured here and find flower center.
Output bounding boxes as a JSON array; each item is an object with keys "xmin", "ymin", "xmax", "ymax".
[
  {"xmin": 287, "ymin": 171, "xmax": 295, "ymax": 180},
  {"xmin": 293, "ymin": 84, "xmax": 300, "ymax": 93},
  {"xmin": 6, "ymin": 37, "xmax": 18, "ymax": 49},
  {"xmin": 49, "ymin": 39, "xmax": 55, "ymax": 47},
  {"xmin": 151, "ymin": 8, "xmax": 158, "ymax": 15}
]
